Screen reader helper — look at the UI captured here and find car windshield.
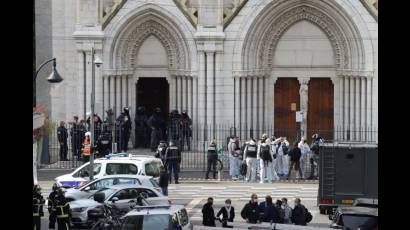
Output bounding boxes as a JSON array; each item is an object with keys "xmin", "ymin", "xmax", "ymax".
[
  {"xmin": 145, "ymin": 161, "xmax": 162, "ymax": 177},
  {"xmin": 89, "ymin": 188, "xmax": 117, "ymax": 200},
  {"xmin": 121, "ymin": 214, "xmax": 172, "ymax": 230},
  {"xmin": 341, "ymin": 214, "xmax": 378, "ymax": 230},
  {"xmin": 74, "ymin": 163, "xmax": 102, "ymax": 178}
]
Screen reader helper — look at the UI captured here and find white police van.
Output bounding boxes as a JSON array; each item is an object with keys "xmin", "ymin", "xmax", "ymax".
[{"xmin": 55, "ymin": 153, "xmax": 163, "ymax": 188}]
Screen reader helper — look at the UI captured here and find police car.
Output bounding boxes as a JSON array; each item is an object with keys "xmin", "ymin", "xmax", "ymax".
[
  {"xmin": 55, "ymin": 153, "xmax": 163, "ymax": 188},
  {"xmin": 120, "ymin": 205, "xmax": 192, "ymax": 230}
]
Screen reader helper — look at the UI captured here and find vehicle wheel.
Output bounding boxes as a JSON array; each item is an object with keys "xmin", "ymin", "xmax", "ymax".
[{"xmin": 216, "ymin": 159, "xmax": 223, "ymax": 171}]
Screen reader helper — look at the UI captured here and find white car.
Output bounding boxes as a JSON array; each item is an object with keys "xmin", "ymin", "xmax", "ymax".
[
  {"xmin": 120, "ymin": 205, "xmax": 192, "ymax": 230},
  {"xmin": 70, "ymin": 184, "xmax": 169, "ymax": 227},
  {"xmin": 55, "ymin": 154, "xmax": 163, "ymax": 188},
  {"xmin": 64, "ymin": 175, "xmax": 162, "ymax": 202}
]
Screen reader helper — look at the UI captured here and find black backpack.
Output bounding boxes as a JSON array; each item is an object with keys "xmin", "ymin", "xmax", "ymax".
[
  {"xmin": 240, "ymin": 162, "xmax": 247, "ymax": 176},
  {"xmin": 282, "ymin": 143, "xmax": 289, "ymax": 155},
  {"xmin": 260, "ymin": 144, "xmax": 272, "ymax": 161},
  {"xmin": 305, "ymin": 207, "xmax": 312, "ymax": 223}
]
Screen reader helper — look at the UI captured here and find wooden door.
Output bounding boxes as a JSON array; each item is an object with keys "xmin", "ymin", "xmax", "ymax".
[
  {"xmin": 307, "ymin": 78, "xmax": 334, "ymax": 142},
  {"xmin": 274, "ymin": 78, "xmax": 300, "ymax": 143}
]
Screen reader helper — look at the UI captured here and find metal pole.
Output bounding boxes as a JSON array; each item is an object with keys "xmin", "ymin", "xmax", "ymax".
[{"xmin": 89, "ymin": 48, "xmax": 95, "ymax": 180}]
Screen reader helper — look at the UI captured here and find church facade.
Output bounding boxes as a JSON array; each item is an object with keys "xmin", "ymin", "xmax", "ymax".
[{"xmin": 35, "ymin": 0, "xmax": 378, "ymax": 143}]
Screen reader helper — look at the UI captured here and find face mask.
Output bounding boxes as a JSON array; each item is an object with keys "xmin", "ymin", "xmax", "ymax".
[
  {"xmin": 225, "ymin": 204, "xmax": 231, "ymax": 208},
  {"xmin": 252, "ymin": 198, "xmax": 258, "ymax": 203}
]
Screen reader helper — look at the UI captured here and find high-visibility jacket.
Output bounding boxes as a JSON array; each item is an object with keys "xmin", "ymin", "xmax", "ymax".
[
  {"xmin": 33, "ymin": 196, "xmax": 45, "ymax": 217},
  {"xmin": 56, "ymin": 200, "xmax": 70, "ymax": 219},
  {"xmin": 82, "ymin": 138, "xmax": 91, "ymax": 156}
]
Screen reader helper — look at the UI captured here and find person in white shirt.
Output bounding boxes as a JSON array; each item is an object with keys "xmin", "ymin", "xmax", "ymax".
[
  {"xmin": 270, "ymin": 135, "xmax": 280, "ymax": 181},
  {"xmin": 273, "ymin": 137, "xmax": 290, "ymax": 177},
  {"xmin": 228, "ymin": 136, "xmax": 241, "ymax": 180},
  {"xmin": 298, "ymin": 137, "xmax": 310, "ymax": 179},
  {"xmin": 257, "ymin": 134, "xmax": 273, "ymax": 184}
]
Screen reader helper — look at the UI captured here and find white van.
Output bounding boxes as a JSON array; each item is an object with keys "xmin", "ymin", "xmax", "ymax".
[{"xmin": 55, "ymin": 154, "xmax": 163, "ymax": 188}]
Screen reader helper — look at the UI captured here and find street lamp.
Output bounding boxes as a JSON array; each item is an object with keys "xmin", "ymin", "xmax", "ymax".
[{"xmin": 89, "ymin": 47, "xmax": 103, "ymax": 180}]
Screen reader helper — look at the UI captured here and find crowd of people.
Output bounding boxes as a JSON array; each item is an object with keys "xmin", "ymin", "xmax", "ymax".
[
  {"xmin": 55, "ymin": 107, "xmax": 193, "ymax": 163},
  {"xmin": 202, "ymin": 194, "xmax": 312, "ymax": 228}
]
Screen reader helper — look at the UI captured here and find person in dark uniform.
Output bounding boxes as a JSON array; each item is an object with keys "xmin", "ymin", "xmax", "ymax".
[
  {"xmin": 216, "ymin": 199, "xmax": 235, "ymax": 228},
  {"xmin": 96, "ymin": 128, "xmax": 112, "ymax": 157},
  {"xmin": 241, "ymin": 193, "xmax": 260, "ymax": 224},
  {"xmin": 168, "ymin": 110, "xmax": 182, "ymax": 149},
  {"xmin": 57, "ymin": 121, "xmax": 68, "ymax": 161},
  {"xmin": 48, "ymin": 183, "xmax": 59, "ymax": 230},
  {"xmin": 70, "ymin": 116, "xmax": 81, "ymax": 159},
  {"xmin": 148, "ymin": 108, "xmax": 166, "ymax": 152},
  {"xmin": 78, "ymin": 120, "xmax": 87, "ymax": 158},
  {"xmin": 180, "ymin": 110, "xmax": 192, "ymax": 151},
  {"xmin": 205, "ymin": 140, "xmax": 218, "ymax": 179},
  {"xmin": 155, "ymin": 140, "xmax": 168, "ymax": 166},
  {"xmin": 165, "ymin": 141, "xmax": 181, "ymax": 184},
  {"xmin": 134, "ymin": 106, "xmax": 148, "ymax": 148},
  {"xmin": 33, "ymin": 184, "xmax": 45, "ymax": 230},
  {"xmin": 122, "ymin": 107, "xmax": 132, "ymax": 151},
  {"xmin": 202, "ymin": 197, "xmax": 216, "ymax": 227},
  {"xmin": 87, "ymin": 114, "xmax": 103, "ymax": 143},
  {"xmin": 55, "ymin": 188, "xmax": 71, "ymax": 230},
  {"xmin": 115, "ymin": 117, "xmax": 123, "ymax": 152}
]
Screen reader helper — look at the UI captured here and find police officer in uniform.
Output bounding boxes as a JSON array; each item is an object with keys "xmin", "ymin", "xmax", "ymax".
[
  {"xmin": 134, "ymin": 106, "xmax": 148, "ymax": 148},
  {"xmin": 148, "ymin": 108, "xmax": 166, "ymax": 152},
  {"xmin": 168, "ymin": 110, "xmax": 182, "ymax": 149},
  {"xmin": 165, "ymin": 141, "xmax": 181, "ymax": 184},
  {"xmin": 48, "ymin": 183, "xmax": 59, "ymax": 229},
  {"xmin": 122, "ymin": 107, "xmax": 132, "ymax": 151},
  {"xmin": 243, "ymin": 138, "xmax": 258, "ymax": 183},
  {"xmin": 57, "ymin": 121, "xmax": 68, "ymax": 161},
  {"xmin": 180, "ymin": 110, "xmax": 192, "ymax": 151},
  {"xmin": 70, "ymin": 116, "xmax": 81, "ymax": 159},
  {"xmin": 33, "ymin": 184, "xmax": 45, "ymax": 230},
  {"xmin": 96, "ymin": 128, "xmax": 112, "ymax": 158},
  {"xmin": 55, "ymin": 188, "xmax": 71, "ymax": 230},
  {"xmin": 205, "ymin": 140, "xmax": 218, "ymax": 180}
]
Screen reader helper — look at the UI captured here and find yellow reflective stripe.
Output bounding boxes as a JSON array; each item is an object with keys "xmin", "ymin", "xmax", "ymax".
[
  {"xmin": 65, "ymin": 222, "xmax": 69, "ymax": 230},
  {"xmin": 57, "ymin": 214, "xmax": 69, "ymax": 218},
  {"xmin": 33, "ymin": 213, "xmax": 39, "ymax": 216}
]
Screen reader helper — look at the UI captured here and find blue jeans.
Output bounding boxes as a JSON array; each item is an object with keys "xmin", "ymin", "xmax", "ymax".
[
  {"xmin": 167, "ymin": 162, "xmax": 180, "ymax": 182},
  {"xmin": 229, "ymin": 155, "xmax": 241, "ymax": 178},
  {"xmin": 161, "ymin": 186, "xmax": 168, "ymax": 196}
]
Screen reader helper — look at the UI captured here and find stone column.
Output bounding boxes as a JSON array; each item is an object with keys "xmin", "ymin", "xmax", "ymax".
[
  {"xmin": 331, "ymin": 77, "xmax": 339, "ymax": 140},
  {"xmin": 366, "ymin": 77, "xmax": 372, "ymax": 141},
  {"xmin": 298, "ymin": 77, "xmax": 310, "ymax": 139},
  {"xmin": 110, "ymin": 76, "xmax": 115, "ymax": 115},
  {"xmin": 180, "ymin": 75, "xmax": 184, "ymax": 112},
  {"xmin": 103, "ymin": 76, "xmax": 108, "ymax": 118},
  {"xmin": 240, "ymin": 77, "xmax": 246, "ymax": 139},
  {"xmin": 361, "ymin": 77, "xmax": 366, "ymax": 141},
  {"xmin": 355, "ymin": 77, "xmax": 360, "ymax": 141},
  {"xmin": 349, "ymin": 76, "xmax": 354, "ymax": 140},
  {"xmin": 338, "ymin": 76, "xmax": 344, "ymax": 140},
  {"xmin": 343, "ymin": 76, "xmax": 349, "ymax": 140},
  {"xmin": 270, "ymin": 77, "xmax": 277, "ymax": 131},
  {"xmin": 198, "ymin": 52, "xmax": 206, "ymax": 126},
  {"xmin": 206, "ymin": 51, "xmax": 215, "ymax": 137}
]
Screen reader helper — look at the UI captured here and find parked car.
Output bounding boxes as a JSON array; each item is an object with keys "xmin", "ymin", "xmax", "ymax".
[
  {"xmin": 120, "ymin": 205, "xmax": 192, "ymax": 230},
  {"xmin": 329, "ymin": 206, "xmax": 378, "ymax": 229},
  {"xmin": 64, "ymin": 175, "xmax": 161, "ymax": 202},
  {"xmin": 352, "ymin": 198, "xmax": 378, "ymax": 208},
  {"xmin": 55, "ymin": 154, "xmax": 163, "ymax": 188},
  {"xmin": 69, "ymin": 184, "xmax": 169, "ymax": 227}
]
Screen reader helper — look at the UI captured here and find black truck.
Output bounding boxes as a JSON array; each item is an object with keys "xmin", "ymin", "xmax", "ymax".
[{"xmin": 318, "ymin": 142, "xmax": 378, "ymax": 214}]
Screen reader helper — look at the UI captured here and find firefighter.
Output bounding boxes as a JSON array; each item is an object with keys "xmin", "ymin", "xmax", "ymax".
[
  {"xmin": 55, "ymin": 188, "xmax": 71, "ymax": 230},
  {"xmin": 33, "ymin": 184, "xmax": 45, "ymax": 230},
  {"xmin": 165, "ymin": 141, "xmax": 181, "ymax": 184},
  {"xmin": 48, "ymin": 183, "xmax": 59, "ymax": 229},
  {"xmin": 81, "ymin": 132, "xmax": 92, "ymax": 163}
]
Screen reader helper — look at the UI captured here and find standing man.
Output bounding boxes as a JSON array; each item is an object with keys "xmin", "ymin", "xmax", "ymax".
[
  {"xmin": 134, "ymin": 106, "xmax": 148, "ymax": 148},
  {"xmin": 287, "ymin": 142, "xmax": 303, "ymax": 180},
  {"xmin": 168, "ymin": 110, "xmax": 182, "ymax": 149},
  {"xmin": 148, "ymin": 108, "xmax": 166, "ymax": 152},
  {"xmin": 258, "ymin": 134, "xmax": 273, "ymax": 184},
  {"xmin": 57, "ymin": 121, "xmax": 68, "ymax": 161},
  {"xmin": 202, "ymin": 197, "xmax": 216, "ymax": 227},
  {"xmin": 180, "ymin": 110, "xmax": 192, "ymax": 151},
  {"xmin": 158, "ymin": 165, "xmax": 169, "ymax": 196},
  {"xmin": 298, "ymin": 137, "xmax": 310, "ymax": 179},
  {"xmin": 228, "ymin": 136, "xmax": 241, "ymax": 180},
  {"xmin": 243, "ymin": 138, "xmax": 258, "ymax": 183},
  {"xmin": 155, "ymin": 140, "xmax": 168, "ymax": 166},
  {"xmin": 33, "ymin": 185, "xmax": 45, "ymax": 230},
  {"xmin": 270, "ymin": 135, "xmax": 280, "ymax": 181},
  {"xmin": 291, "ymin": 198, "xmax": 307, "ymax": 226},
  {"xmin": 308, "ymin": 134, "xmax": 324, "ymax": 179},
  {"xmin": 81, "ymin": 132, "xmax": 91, "ymax": 163},
  {"xmin": 272, "ymin": 137, "xmax": 289, "ymax": 177},
  {"xmin": 205, "ymin": 140, "xmax": 218, "ymax": 180},
  {"xmin": 281, "ymin": 198, "xmax": 293, "ymax": 224},
  {"xmin": 165, "ymin": 141, "xmax": 181, "ymax": 184},
  {"xmin": 48, "ymin": 183, "xmax": 59, "ymax": 230},
  {"xmin": 122, "ymin": 107, "xmax": 132, "ymax": 151},
  {"xmin": 241, "ymin": 193, "xmax": 260, "ymax": 224},
  {"xmin": 70, "ymin": 116, "xmax": 81, "ymax": 159},
  {"xmin": 55, "ymin": 188, "xmax": 71, "ymax": 230}
]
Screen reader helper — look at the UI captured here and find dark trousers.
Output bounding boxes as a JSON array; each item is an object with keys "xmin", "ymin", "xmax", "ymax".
[
  {"xmin": 123, "ymin": 131, "xmax": 130, "ymax": 151},
  {"xmin": 151, "ymin": 129, "xmax": 162, "ymax": 151},
  {"xmin": 57, "ymin": 218, "xmax": 71, "ymax": 230},
  {"xmin": 206, "ymin": 156, "xmax": 217, "ymax": 179},
  {"xmin": 33, "ymin": 216, "xmax": 41, "ymax": 230},
  {"xmin": 49, "ymin": 212, "xmax": 57, "ymax": 229},
  {"xmin": 181, "ymin": 133, "xmax": 191, "ymax": 151},
  {"xmin": 167, "ymin": 162, "xmax": 180, "ymax": 183},
  {"xmin": 161, "ymin": 186, "xmax": 168, "ymax": 196},
  {"xmin": 135, "ymin": 130, "xmax": 146, "ymax": 148},
  {"xmin": 72, "ymin": 140, "xmax": 80, "ymax": 158},
  {"xmin": 288, "ymin": 160, "xmax": 303, "ymax": 179},
  {"xmin": 83, "ymin": 155, "xmax": 90, "ymax": 163},
  {"xmin": 309, "ymin": 154, "xmax": 319, "ymax": 179},
  {"xmin": 59, "ymin": 141, "xmax": 68, "ymax": 160}
]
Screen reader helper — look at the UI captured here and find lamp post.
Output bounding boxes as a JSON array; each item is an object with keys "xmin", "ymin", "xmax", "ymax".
[{"xmin": 89, "ymin": 47, "xmax": 103, "ymax": 180}]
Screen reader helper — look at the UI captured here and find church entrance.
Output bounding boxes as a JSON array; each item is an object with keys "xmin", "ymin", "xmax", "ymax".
[{"xmin": 136, "ymin": 78, "xmax": 169, "ymax": 121}]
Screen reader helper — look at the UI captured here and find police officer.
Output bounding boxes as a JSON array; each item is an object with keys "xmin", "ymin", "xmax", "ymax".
[
  {"xmin": 81, "ymin": 132, "xmax": 92, "ymax": 163},
  {"xmin": 57, "ymin": 121, "xmax": 68, "ymax": 161},
  {"xmin": 155, "ymin": 140, "xmax": 168, "ymax": 166},
  {"xmin": 243, "ymin": 138, "xmax": 258, "ymax": 183},
  {"xmin": 87, "ymin": 114, "xmax": 103, "ymax": 143},
  {"xmin": 168, "ymin": 110, "xmax": 182, "ymax": 149},
  {"xmin": 70, "ymin": 116, "xmax": 81, "ymax": 159},
  {"xmin": 165, "ymin": 141, "xmax": 181, "ymax": 184},
  {"xmin": 148, "ymin": 108, "xmax": 166, "ymax": 152},
  {"xmin": 96, "ymin": 128, "xmax": 112, "ymax": 157},
  {"xmin": 33, "ymin": 184, "xmax": 45, "ymax": 230},
  {"xmin": 308, "ymin": 134, "xmax": 324, "ymax": 179},
  {"xmin": 180, "ymin": 110, "xmax": 192, "ymax": 151},
  {"xmin": 55, "ymin": 188, "xmax": 71, "ymax": 230},
  {"xmin": 48, "ymin": 183, "xmax": 59, "ymax": 229},
  {"xmin": 205, "ymin": 140, "xmax": 218, "ymax": 180},
  {"xmin": 134, "ymin": 106, "xmax": 148, "ymax": 148},
  {"xmin": 122, "ymin": 107, "xmax": 132, "ymax": 151}
]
